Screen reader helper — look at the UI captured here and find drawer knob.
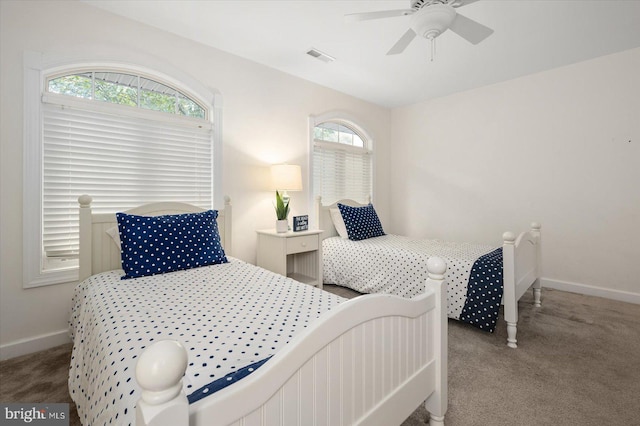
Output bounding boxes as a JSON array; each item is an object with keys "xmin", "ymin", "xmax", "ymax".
[{"xmin": 301, "ymin": 242, "xmax": 307, "ymax": 247}]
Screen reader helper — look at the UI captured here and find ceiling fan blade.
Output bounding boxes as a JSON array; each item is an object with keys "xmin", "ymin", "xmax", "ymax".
[
  {"xmin": 448, "ymin": 12, "xmax": 494, "ymax": 44},
  {"xmin": 386, "ymin": 28, "xmax": 417, "ymax": 55},
  {"xmin": 345, "ymin": 9, "xmax": 414, "ymax": 23}
]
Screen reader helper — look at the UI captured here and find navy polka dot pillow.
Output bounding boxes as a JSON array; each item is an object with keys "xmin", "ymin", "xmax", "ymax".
[
  {"xmin": 116, "ymin": 210, "xmax": 227, "ymax": 279},
  {"xmin": 337, "ymin": 203, "xmax": 385, "ymax": 241}
]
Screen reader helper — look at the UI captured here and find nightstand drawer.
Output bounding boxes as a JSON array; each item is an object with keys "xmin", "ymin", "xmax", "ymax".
[{"xmin": 286, "ymin": 235, "xmax": 318, "ymax": 254}]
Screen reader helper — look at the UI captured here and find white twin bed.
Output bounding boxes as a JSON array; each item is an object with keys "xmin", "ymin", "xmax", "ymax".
[
  {"xmin": 69, "ymin": 195, "xmax": 449, "ymax": 426},
  {"xmin": 316, "ymin": 197, "xmax": 542, "ymax": 348}
]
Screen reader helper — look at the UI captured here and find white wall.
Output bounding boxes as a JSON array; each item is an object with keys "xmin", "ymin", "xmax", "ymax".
[
  {"xmin": 390, "ymin": 48, "xmax": 640, "ymax": 301},
  {"xmin": 0, "ymin": 0, "xmax": 391, "ymax": 358}
]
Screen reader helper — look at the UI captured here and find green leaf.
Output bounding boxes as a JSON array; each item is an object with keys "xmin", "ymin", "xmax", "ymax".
[{"xmin": 274, "ymin": 190, "xmax": 290, "ymax": 220}]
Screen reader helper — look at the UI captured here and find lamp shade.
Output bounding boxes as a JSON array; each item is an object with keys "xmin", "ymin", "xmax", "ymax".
[{"xmin": 271, "ymin": 164, "xmax": 302, "ymax": 191}]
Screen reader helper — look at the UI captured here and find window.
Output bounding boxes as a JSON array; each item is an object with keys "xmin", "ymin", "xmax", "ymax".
[
  {"xmin": 310, "ymin": 116, "xmax": 372, "ymax": 206},
  {"xmin": 24, "ymin": 59, "xmax": 220, "ymax": 287},
  {"xmin": 47, "ymin": 71, "xmax": 205, "ymax": 118}
]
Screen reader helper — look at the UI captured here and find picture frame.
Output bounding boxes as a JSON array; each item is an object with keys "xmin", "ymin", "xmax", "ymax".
[{"xmin": 293, "ymin": 215, "xmax": 309, "ymax": 232}]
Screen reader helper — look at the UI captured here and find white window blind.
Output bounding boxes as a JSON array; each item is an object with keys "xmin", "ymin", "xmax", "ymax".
[
  {"xmin": 42, "ymin": 96, "xmax": 213, "ymax": 262},
  {"xmin": 313, "ymin": 140, "xmax": 371, "ymax": 205}
]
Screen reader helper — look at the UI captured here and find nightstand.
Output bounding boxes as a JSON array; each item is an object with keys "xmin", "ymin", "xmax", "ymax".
[{"xmin": 256, "ymin": 229, "xmax": 323, "ymax": 288}]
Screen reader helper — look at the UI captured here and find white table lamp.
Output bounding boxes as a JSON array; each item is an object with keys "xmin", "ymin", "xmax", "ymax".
[{"xmin": 271, "ymin": 164, "xmax": 302, "ymax": 205}]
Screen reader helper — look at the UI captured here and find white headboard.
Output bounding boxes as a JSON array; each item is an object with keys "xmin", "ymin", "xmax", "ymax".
[
  {"xmin": 78, "ymin": 194, "xmax": 232, "ymax": 281},
  {"xmin": 314, "ymin": 196, "xmax": 369, "ymax": 240}
]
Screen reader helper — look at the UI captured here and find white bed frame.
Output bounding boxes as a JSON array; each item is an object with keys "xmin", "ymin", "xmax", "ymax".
[
  {"xmin": 76, "ymin": 195, "xmax": 448, "ymax": 426},
  {"xmin": 315, "ymin": 196, "xmax": 542, "ymax": 349}
]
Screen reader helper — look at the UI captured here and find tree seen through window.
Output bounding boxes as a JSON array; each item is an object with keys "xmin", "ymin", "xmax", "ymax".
[{"xmin": 47, "ymin": 71, "xmax": 205, "ymax": 118}]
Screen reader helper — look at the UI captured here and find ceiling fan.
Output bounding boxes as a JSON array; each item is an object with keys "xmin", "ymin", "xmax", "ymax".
[{"xmin": 345, "ymin": 0, "xmax": 494, "ymax": 58}]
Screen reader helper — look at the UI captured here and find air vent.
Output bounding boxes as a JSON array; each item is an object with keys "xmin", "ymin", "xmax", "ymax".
[{"xmin": 306, "ymin": 48, "xmax": 335, "ymax": 63}]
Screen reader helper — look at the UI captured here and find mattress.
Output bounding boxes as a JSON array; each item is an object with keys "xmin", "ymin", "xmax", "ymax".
[
  {"xmin": 69, "ymin": 258, "xmax": 345, "ymax": 426},
  {"xmin": 323, "ymin": 234, "xmax": 502, "ymax": 331}
]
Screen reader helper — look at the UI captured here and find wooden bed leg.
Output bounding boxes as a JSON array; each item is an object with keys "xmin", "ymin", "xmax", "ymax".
[
  {"xmin": 506, "ymin": 322, "xmax": 518, "ymax": 349},
  {"xmin": 533, "ymin": 285, "xmax": 542, "ymax": 308},
  {"xmin": 136, "ymin": 340, "xmax": 189, "ymax": 426}
]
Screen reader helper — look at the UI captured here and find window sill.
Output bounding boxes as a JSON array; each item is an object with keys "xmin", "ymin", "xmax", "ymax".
[{"xmin": 23, "ymin": 266, "xmax": 79, "ymax": 289}]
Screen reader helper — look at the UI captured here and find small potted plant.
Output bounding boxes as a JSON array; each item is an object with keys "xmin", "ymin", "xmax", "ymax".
[{"xmin": 274, "ymin": 190, "xmax": 290, "ymax": 233}]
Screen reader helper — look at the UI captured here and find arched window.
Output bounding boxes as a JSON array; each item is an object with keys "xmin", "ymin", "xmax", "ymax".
[
  {"xmin": 47, "ymin": 71, "xmax": 206, "ymax": 118},
  {"xmin": 310, "ymin": 116, "xmax": 373, "ymax": 206},
  {"xmin": 24, "ymin": 61, "xmax": 220, "ymax": 287}
]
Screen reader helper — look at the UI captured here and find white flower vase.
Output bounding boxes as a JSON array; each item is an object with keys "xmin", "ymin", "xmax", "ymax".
[{"xmin": 276, "ymin": 219, "xmax": 288, "ymax": 233}]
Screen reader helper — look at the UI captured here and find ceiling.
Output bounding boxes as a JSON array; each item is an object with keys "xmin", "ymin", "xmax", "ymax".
[{"xmin": 84, "ymin": 0, "xmax": 640, "ymax": 108}]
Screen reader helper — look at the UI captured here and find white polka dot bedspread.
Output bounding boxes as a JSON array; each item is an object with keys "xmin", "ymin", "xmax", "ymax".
[
  {"xmin": 322, "ymin": 235, "xmax": 503, "ymax": 331},
  {"xmin": 68, "ymin": 258, "xmax": 345, "ymax": 426}
]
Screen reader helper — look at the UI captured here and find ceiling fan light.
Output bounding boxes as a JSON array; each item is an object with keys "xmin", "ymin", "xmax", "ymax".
[{"xmin": 410, "ymin": 4, "xmax": 456, "ymax": 39}]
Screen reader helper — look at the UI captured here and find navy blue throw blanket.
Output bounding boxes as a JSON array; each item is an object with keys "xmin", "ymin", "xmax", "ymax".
[
  {"xmin": 187, "ymin": 356, "xmax": 272, "ymax": 404},
  {"xmin": 459, "ymin": 248, "xmax": 503, "ymax": 333}
]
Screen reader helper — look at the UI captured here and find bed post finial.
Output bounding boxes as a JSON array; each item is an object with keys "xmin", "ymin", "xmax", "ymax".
[
  {"xmin": 224, "ymin": 195, "xmax": 231, "ymax": 206},
  {"xmin": 136, "ymin": 340, "xmax": 189, "ymax": 426},
  {"xmin": 78, "ymin": 194, "xmax": 92, "ymax": 208},
  {"xmin": 426, "ymin": 256, "xmax": 446, "ymax": 280},
  {"xmin": 530, "ymin": 222, "xmax": 541, "ymax": 232},
  {"xmin": 502, "ymin": 231, "xmax": 516, "ymax": 244}
]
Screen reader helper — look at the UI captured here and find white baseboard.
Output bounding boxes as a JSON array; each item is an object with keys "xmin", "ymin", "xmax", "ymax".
[
  {"xmin": 0, "ymin": 329, "xmax": 71, "ymax": 361},
  {"xmin": 542, "ymin": 278, "xmax": 640, "ymax": 305}
]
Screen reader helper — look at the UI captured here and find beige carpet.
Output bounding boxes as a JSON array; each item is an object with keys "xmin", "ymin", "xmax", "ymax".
[{"xmin": 1, "ymin": 288, "xmax": 639, "ymax": 425}]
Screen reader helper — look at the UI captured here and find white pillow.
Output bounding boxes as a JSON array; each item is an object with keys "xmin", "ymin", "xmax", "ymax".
[
  {"xmin": 329, "ymin": 207, "xmax": 348, "ymax": 239},
  {"xmin": 105, "ymin": 226, "xmax": 121, "ymax": 250}
]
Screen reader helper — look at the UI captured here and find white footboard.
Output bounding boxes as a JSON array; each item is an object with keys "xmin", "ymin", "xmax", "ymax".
[
  {"xmin": 136, "ymin": 258, "xmax": 448, "ymax": 426},
  {"xmin": 502, "ymin": 222, "xmax": 542, "ymax": 348}
]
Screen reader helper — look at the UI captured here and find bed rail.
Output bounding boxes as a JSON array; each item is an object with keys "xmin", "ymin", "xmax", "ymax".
[{"xmin": 135, "ymin": 257, "xmax": 448, "ymax": 426}]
